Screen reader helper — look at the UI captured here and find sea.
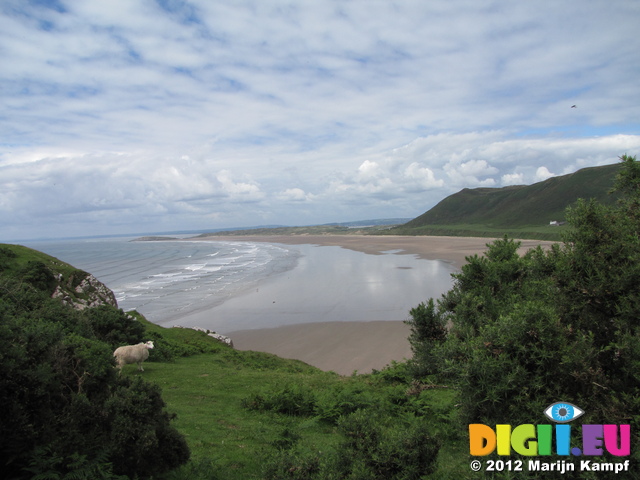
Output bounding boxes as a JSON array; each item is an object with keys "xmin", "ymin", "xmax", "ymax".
[{"xmin": 22, "ymin": 236, "xmax": 457, "ymax": 333}]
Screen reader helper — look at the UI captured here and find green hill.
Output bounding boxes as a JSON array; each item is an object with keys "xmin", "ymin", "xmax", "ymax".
[{"xmin": 392, "ymin": 163, "xmax": 621, "ymax": 240}]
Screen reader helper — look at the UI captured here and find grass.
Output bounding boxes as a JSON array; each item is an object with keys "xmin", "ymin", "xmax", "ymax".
[
  {"xmin": 386, "ymin": 223, "xmax": 569, "ymax": 241},
  {"xmin": 128, "ymin": 319, "xmax": 344, "ymax": 478},
  {"xmin": 188, "ymin": 222, "xmax": 566, "ymax": 241},
  {"xmin": 141, "ymin": 357, "xmax": 326, "ymax": 477},
  {"xmin": 194, "ymin": 223, "xmax": 401, "ymax": 238},
  {"xmin": 117, "ymin": 318, "xmax": 473, "ymax": 479},
  {"xmin": 187, "ymin": 217, "xmax": 572, "ymax": 242},
  {"xmin": 0, "ymin": 243, "xmax": 84, "ymax": 279}
]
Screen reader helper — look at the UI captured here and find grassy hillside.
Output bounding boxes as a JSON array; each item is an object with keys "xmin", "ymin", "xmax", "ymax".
[
  {"xmin": 131, "ymin": 318, "xmax": 468, "ymax": 479},
  {"xmin": 391, "ymin": 163, "xmax": 621, "ymax": 240},
  {"xmin": 0, "ymin": 243, "xmax": 470, "ymax": 479},
  {"xmin": 0, "ymin": 243, "xmax": 82, "ymax": 278}
]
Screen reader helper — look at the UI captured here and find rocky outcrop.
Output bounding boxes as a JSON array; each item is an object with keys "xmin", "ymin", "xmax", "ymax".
[
  {"xmin": 208, "ymin": 332, "xmax": 234, "ymax": 348},
  {"xmin": 172, "ymin": 325, "xmax": 234, "ymax": 348},
  {"xmin": 51, "ymin": 273, "xmax": 118, "ymax": 310}
]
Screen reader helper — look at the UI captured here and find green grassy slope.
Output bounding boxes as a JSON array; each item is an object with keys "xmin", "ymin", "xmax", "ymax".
[
  {"xmin": 392, "ymin": 163, "xmax": 620, "ymax": 239},
  {"xmin": 0, "ymin": 243, "xmax": 470, "ymax": 479},
  {"xmin": 123, "ymin": 318, "xmax": 471, "ymax": 479},
  {"xmin": 0, "ymin": 243, "xmax": 82, "ymax": 278},
  {"xmin": 137, "ymin": 319, "xmax": 334, "ymax": 478}
]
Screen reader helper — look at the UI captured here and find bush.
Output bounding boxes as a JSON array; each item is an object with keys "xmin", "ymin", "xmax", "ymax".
[
  {"xmin": 404, "ymin": 299, "xmax": 446, "ymax": 377},
  {"xmin": 371, "ymin": 360, "xmax": 412, "ymax": 384},
  {"xmin": 336, "ymin": 410, "xmax": 440, "ymax": 480},
  {"xmin": 0, "ymin": 246, "xmax": 17, "ymax": 271},
  {"xmin": 243, "ymin": 382, "xmax": 396, "ymax": 424},
  {"xmin": 144, "ymin": 330, "xmax": 204, "ymax": 362},
  {"xmin": 0, "ymin": 268, "xmax": 190, "ymax": 478},
  {"xmin": 104, "ymin": 376, "xmax": 191, "ymax": 477},
  {"xmin": 407, "ymin": 155, "xmax": 640, "ymax": 437},
  {"xmin": 314, "ymin": 384, "xmax": 381, "ymax": 424},
  {"xmin": 24, "ymin": 447, "xmax": 128, "ymax": 480},
  {"xmin": 242, "ymin": 384, "xmax": 316, "ymax": 416},
  {"xmin": 84, "ymin": 305, "xmax": 145, "ymax": 348},
  {"xmin": 263, "ymin": 410, "xmax": 440, "ymax": 480},
  {"xmin": 20, "ymin": 260, "xmax": 57, "ymax": 292},
  {"xmin": 263, "ymin": 447, "xmax": 323, "ymax": 480}
]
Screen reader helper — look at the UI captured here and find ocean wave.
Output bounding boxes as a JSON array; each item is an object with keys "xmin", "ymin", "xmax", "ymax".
[
  {"xmin": 25, "ymin": 237, "xmax": 299, "ymax": 322},
  {"xmin": 113, "ymin": 241, "xmax": 299, "ymax": 321}
]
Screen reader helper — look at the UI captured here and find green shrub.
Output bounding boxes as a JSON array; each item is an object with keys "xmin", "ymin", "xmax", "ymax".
[
  {"xmin": 84, "ymin": 305, "xmax": 145, "ymax": 348},
  {"xmin": 314, "ymin": 384, "xmax": 380, "ymax": 424},
  {"xmin": 336, "ymin": 410, "xmax": 440, "ymax": 480},
  {"xmin": 145, "ymin": 330, "xmax": 204, "ymax": 362},
  {"xmin": 262, "ymin": 410, "xmax": 440, "ymax": 480},
  {"xmin": 371, "ymin": 359, "xmax": 412, "ymax": 384},
  {"xmin": 20, "ymin": 260, "xmax": 57, "ymax": 292},
  {"xmin": 404, "ymin": 299, "xmax": 447, "ymax": 377},
  {"xmin": 407, "ymin": 155, "xmax": 640, "ymax": 440},
  {"xmin": 104, "ymin": 376, "xmax": 190, "ymax": 477},
  {"xmin": 24, "ymin": 447, "xmax": 128, "ymax": 480},
  {"xmin": 0, "ymin": 268, "xmax": 190, "ymax": 479},
  {"xmin": 270, "ymin": 427, "xmax": 303, "ymax": 451},
  {"xmin": 242, "ymin": 384, "xmax": 316, "ymax": 416},
  {"xmin": 262, "ymin": 447, "xmax": 323, "ymax": 480},
  {"xmin": 0, "ymin": 246, "xmax": 17, "ymax": 271}
]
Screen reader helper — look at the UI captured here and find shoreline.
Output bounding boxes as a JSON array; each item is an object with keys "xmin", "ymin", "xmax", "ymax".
[
  {"xmin": 183, "ymin": 235, "xmax": 555, "ymax": 374},
  {"xmin": 190, "ymin": 234, "xmax": 555, "ymax": 269}
]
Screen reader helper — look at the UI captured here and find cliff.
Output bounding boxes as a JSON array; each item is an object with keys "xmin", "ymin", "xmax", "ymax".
[
  {"xmin": 0, "ymin": 243, "xmax": 118, "ymax": 311},
  {"xmin": 51, "ymin": 271, "xmax": 118, "ymax": 310}
]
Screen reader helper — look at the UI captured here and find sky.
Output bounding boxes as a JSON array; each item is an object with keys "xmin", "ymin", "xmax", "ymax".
[{"xmin": 1, "ymin": 0, "xmax": 639, "ymax": 241}]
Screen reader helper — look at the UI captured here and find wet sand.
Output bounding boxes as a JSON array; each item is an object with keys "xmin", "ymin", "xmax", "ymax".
[
  {"xmin": 188, "ymin": 235, "xmax": 554, "ymax": 375},
  {"xmin": 193, "ymin": 234, "xmax": 552, "ymax": 268},
  {"xmin": 227, "ymin": 321, "xmax": 413, "ymax": 375}
]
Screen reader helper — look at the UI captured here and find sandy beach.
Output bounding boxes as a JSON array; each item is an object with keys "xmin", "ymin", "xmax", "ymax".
[
  {"xmin": 228, "ymin": 321, "xmax": 413, "ymax": 375},
  {"xmin": 193, "ymin": 235, "xmax": 555, "ymax": 375},
  {"xmin": 194, "ymin": 234, "xmax": 551, "ymax": 268}
]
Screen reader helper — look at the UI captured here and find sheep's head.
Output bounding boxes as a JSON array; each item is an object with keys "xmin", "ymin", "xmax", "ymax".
[{"xmin": 145, "ymin": 341, "xmax": 155, "ymax": 349}]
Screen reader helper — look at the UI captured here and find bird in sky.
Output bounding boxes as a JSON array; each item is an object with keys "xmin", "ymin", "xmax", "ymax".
[{"xmin": 571, "ymin": 105, "xmax": 577, "ymax": 108}]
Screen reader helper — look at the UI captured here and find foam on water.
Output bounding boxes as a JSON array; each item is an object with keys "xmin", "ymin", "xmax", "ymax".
[
  {"xmin": 23, "ymin": 236, "xmax": 458, "ymax": 331},
  {"xmin": 25, "ymin": 237, "xmax": 299, "ymax": 323}
]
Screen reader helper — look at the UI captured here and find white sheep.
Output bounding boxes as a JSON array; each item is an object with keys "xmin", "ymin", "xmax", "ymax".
[{"xmin": 113, "ymin": 341, "xmax": 154, "ymax": 372}]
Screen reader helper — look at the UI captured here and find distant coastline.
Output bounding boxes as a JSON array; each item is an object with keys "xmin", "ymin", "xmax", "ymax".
[{"xmin": 131, "ymin": 236, "xmax": 181, "ymax": 241}]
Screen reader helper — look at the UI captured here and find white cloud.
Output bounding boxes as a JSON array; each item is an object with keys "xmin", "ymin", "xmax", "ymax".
[
  {"xmin": 535, "ymin": 166, "xmax": 555, "ymax": 182},
  {"xmin": 357, "ymin": 160, "xmax": 382, "ymax": 181},
  {"xmin": 216, "ymin": 170, "xmax": 263, "ymax": 201},
  {"xmin": 403, "ymin": 163, "xmax": 444, "ymax": 191},
  {"xmin": 444, "ymin": 159, "xmax": 499, "ymax": 187},
  {"xmin": 501, "ymin": 173, "xmax": 524, "ymax": 186},
  {"xmin": 278, "ymin": 188, "xmax": 313, "ymax": 203},
  {"xmin": 0, "ymin": 0, "xmax": 639, "ymax": 239}
]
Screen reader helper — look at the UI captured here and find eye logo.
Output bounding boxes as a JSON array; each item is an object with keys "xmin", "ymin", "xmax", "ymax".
[{"xmin": 544, "ymin": 402, "xmax": 584, "ymax": 423}]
